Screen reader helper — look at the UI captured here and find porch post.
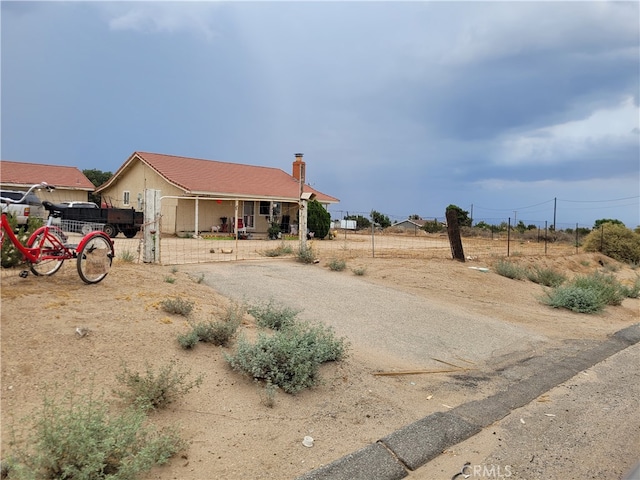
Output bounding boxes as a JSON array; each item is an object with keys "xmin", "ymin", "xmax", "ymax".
[
  {"xmin": 234, "ymin": 199, "xmax": 239, "ymax": 260},
  {"xmin": 194, "ymin": 197, "xmax": 199, "ymax": 237}
]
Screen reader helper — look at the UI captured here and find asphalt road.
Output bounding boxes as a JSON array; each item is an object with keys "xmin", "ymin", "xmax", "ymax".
[{"xmin": 414, "ymin": 341, "xmax": 640, "ymax": 480}]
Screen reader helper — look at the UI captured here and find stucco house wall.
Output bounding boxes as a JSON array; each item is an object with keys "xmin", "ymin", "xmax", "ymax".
[{"xmin": 96, "ymin": 151, "xmax": 338, "ymax": 236}]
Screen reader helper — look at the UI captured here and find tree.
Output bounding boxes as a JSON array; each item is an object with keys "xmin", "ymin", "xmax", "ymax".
[
  {"xmin": 370, "ymin": 210, "xmax": 391, "ymax": 228},
  {"xmin": 593, "ymin": 218, "xmax": 625, "ymax": 229},
  {"xmin": 583, "ymin": 222, "xmax": 640, "ymax": 264},
  {"xmin": 445, "ymin": 205, "xmax": 472, "ymax": 227},
  {"xmin": 307, "ymin": 200, "xmax": 331, "ymax": 239},
  {"xmin": 83, "ymin": 169, "xmax": 112, "ymax": 205},
  {"xmin": 422, "ymin": 219, "xmax": 443, "ymax": 233},
  {"xmin": 345, "ymin": 214, "xmax": 371, "ymax": 230}
]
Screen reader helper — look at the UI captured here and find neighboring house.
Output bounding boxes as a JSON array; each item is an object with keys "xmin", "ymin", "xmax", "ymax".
[
  {"xmin": 392, "ymin": 218, "xmax": 427, "ymax": 232},
  {"xmin": 95, "ymin": 151, "xmax": 339, "ymax": 236},
  {"xmin": 0, "ymin": 160, "xmax": 94, "ymax": 203}
]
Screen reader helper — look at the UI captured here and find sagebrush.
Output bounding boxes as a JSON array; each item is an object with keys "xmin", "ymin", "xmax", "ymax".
[
  {"xmin": 4, "ymin": 385, "xmax": 183, "ymax": 480},
  {"xmin": 494, "ymin": 260, "xmax": 527, "ymax": 280},
  {"xmin": 526, "ymin": 266, "xmax": 566, "ymax": 287},
  {"xmin": 327, "ymin": 258, "xmax": 346, "ymax": 271},
  {"xmin": 114, "ymin": 360, "xmax": 203, "ymax": 411},
  {"xmin": 178, "ymin": 304, "xmax": 243, "ymax": 349},
  {"xmin": 225, "ymin": 322, "xmax": 348, "ymax": 394},
  {"xmin": 542, "ymin": 271, "xmax": 634, "ymax": 313},
  {"xmin": 296, "ymin": 244, "xmax": 315, "ymax": 264},
  {"xmin": 160, "ymin": 297, "xmax": 194, "ymax": 316},
  {"xmin": 248, "ymin": 299, "xmax": 299, "ymax": 331}
]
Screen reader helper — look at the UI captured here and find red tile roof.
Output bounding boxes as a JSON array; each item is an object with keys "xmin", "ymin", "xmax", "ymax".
[
  {"xmin": 0, "ymin": 160, "xmax": 94, "ymax": 190},
  {"xmin": 98, "ymin": 152, "xmax": 339, "ymax": 203}
]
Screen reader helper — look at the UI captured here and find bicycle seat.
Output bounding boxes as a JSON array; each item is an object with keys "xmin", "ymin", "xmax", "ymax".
[
  {"xmin": 42, "ymin": 201, "xmax": 69, "ymax": 216},
  {"xmin": 42, "ymin": 200, "xmax": 69, "ymax": 212}
]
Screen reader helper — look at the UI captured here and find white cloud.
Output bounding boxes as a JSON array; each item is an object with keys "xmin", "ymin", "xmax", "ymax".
[
  {"xmin": 496, "ymin": 97, "xmax": 639, "ymax": 166},
  {"xmin": 101, "ymin": 3, "xmax": 221, "ymax": 40},
  {"xmin": 444, "ymin": 2, "xmax": 638, "ymax": 66}
]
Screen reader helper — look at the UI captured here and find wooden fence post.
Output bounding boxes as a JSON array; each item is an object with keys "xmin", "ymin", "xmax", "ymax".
[{"xmin": 446, "ymin": 209, "xmax": 465, "ymax": 262}]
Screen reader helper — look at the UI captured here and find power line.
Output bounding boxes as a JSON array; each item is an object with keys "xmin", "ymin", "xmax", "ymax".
[
  {"xmin": 474, "ymin": 199, "xmax": 554, "ymax": 213},
  {"xmin": 558, "ymin": 196, "xmax": 640, "ymax": 203}
]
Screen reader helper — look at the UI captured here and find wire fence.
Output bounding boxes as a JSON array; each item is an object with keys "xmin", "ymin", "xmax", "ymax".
[{"xmin": 111, "ymin": 226, "xmax": 587, "ymax": 266}]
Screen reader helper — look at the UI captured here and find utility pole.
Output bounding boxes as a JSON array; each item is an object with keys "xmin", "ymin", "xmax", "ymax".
[{"xmin": 553, "ymin": 197, "xmax": 557, "ymax": 230}]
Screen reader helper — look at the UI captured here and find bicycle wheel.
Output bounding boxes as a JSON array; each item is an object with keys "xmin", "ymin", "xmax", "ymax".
[
  {"xmin": 77, "ymin": 233, "xmax": 114, "ymax": 284},
  {"xmin": 28, "ymin": 230, "xmax": 66, "ymax": 276}
]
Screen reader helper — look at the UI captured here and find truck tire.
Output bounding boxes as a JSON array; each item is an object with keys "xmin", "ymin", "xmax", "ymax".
[
  {"xmin": 123, "ymin": 228, "xmax": 138, "ymax": 238},
  {"xmin": 103, "ymin": 224, "xmax": 118, "ymax": 238}
]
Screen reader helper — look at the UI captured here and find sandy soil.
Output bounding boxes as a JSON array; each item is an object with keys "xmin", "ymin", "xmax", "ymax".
[{"xmin": 1, "ymin": 251, "xmax": 638, "ymax": 479}]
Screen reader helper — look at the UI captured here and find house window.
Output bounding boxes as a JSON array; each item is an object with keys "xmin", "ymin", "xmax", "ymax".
[
  {"xmin": 259, "ymin": 201, "xmax": 281, "ymax": 218},
  {"xmin": 123, "ymin": 191, "xmax": 130, "ymax": 206},
  {"xmin": 243, "ymin": 201, "xmax": 254, "ymax": 228}
]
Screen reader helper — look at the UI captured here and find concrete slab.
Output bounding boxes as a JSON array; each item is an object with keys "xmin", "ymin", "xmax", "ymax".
[
  {"xmin": 295, "ymin": 443, "xmax": 408, "ymax": 480},
  {"xmin": 380, "ymin": 412, "xmax": 481, "ymax": 471}
]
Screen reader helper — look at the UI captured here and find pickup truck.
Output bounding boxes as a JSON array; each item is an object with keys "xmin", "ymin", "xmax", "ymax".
[
  {"xmin": 46, "ymin": 202, "xmax": 144, "ymax": 238},
  {"xmin": 0, "ymin": 189, "xmax": 46, "ymax": 226}
]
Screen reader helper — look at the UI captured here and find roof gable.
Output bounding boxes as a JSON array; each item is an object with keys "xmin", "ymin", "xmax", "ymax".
[
  {"xmin": 0, "ymin": 160, "xmax": 94, "ymax": 190},
  {"xmin": 98, "ymin": 152, "xmax": 339, "ymax": 203}
]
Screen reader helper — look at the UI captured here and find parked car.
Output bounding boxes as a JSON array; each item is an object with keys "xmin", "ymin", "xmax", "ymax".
[
  {"xmin": 0, "ymin": 189, "xmax": 46, "ymax": 226},
  {"xmin": 59, "ymin": 201, "xmax": 99, "ymax": 208}
]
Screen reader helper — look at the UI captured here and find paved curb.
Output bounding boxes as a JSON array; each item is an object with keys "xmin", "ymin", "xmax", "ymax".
[{"xmin": 296, "ymin": 323, "xmax": 640, "ymax": 480}]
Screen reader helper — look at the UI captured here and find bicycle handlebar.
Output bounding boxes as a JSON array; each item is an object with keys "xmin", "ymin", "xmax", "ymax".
[{"xmin": 0, "ymin": 182, "xmax": 54, "ymax": 205}]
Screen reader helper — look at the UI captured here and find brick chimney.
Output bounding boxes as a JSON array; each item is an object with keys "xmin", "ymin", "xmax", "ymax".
[{"xmin": 292, "ymin": 153, "xmax": 305, "ymax": 182}]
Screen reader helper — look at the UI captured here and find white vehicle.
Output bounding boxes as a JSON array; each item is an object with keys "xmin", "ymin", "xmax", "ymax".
[
  {"xmin": 59, "ymin": 201, "xmax": 99, "ymax": 208},
  {"xmin": 0, "ymin": 189, "xmax": 46, "ymax": 226}
]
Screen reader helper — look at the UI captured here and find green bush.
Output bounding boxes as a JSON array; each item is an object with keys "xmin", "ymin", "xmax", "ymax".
[
  {"xmin": 327, "ymin": 258, "xmax": 346, "ymax": 271},
  {"xmin": 114, "ymin": 360, "xmax": 203, "ymax": 411},
  {"xmin": 177, "ymin": 330, "xmax": 200, "ymax": 349},
  {"xmin": 262, "ymin": 243, "xmax": 293, "ymax": 257},
  {"xmin": 542, "ymin": 271, "xmax": 633, "ymax": 313},
  {"xmin": 572, "ymin": 272, "xmax": 625, "ymax": 306},
  {"xmin": 307, "ymin": 200, "xmax": 331, "ymax": 239},
  {"xmin": 620, "ymin": 276, "xmax": 640, "ymax": 299},
  {"xmin": 5, "ymin": 386, "xmax": 183, "ymax": 480},
  {"xmin": 118, "ymin": 249, "xmax": 136, "ymax": 263},
  {"xmin": 1, "ymin": 215, "xmax": 44, "ymax": 269},
  {"xmin": 494, "ymin": 260, "xmax": 527, "ymax": 280},
  {"xmin": 351, "ymin": 266, "xmax": 367, "ymax": 276},
  {"xmin": 296, "ymin": 244, "xmax": 315, "ymax": 264},
  {"xmin": 160, "ymin": 297, "xmax": 194, "ymax": 316},
  {"xmin": 526, "ymin": 266, "xmax": 566, "ymax": 287},
  {"xmin": 542, "ymin": 285, "xmax": 605, "ymax": 313},
  {"xmin": 582, "ymin": 223, "xmax": 640, "ymax": 264},
  {"xmin": 194, "ymin": 318, "xmax": 241, "ymax": 346},
  {"xmin": 177, "ymin": 304, "xmax": 243, "ymax": 349},
  {"xmin": 267, "ymin": 222, "xmax": 281, "ymax": 240},
  {"xmin": 225, "ymin": 322, "xmax": 348, "ymax": 394},
  {"xmin": 248, "ymin": 299, "xmax": 299, "ymax": 330},
  {"xmin": 422, "ymin": 219, "xmax": 444, "ymax": 234}
]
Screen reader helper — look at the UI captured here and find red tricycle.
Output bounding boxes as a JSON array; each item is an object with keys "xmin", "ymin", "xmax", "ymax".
[{"xmin": 1, "ymin": 183, "xmax": 114, "ymax": 284}]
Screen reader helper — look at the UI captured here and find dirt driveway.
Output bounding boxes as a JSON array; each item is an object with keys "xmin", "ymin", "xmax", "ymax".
[{"xmin": 1, "ymin": 252, "xmax": 638, "ymax": 479}]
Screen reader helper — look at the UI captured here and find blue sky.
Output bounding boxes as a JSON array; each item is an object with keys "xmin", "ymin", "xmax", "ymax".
[{"xmin": 2, "ymin": 1, "xmax": 639, "ymax": 229}]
